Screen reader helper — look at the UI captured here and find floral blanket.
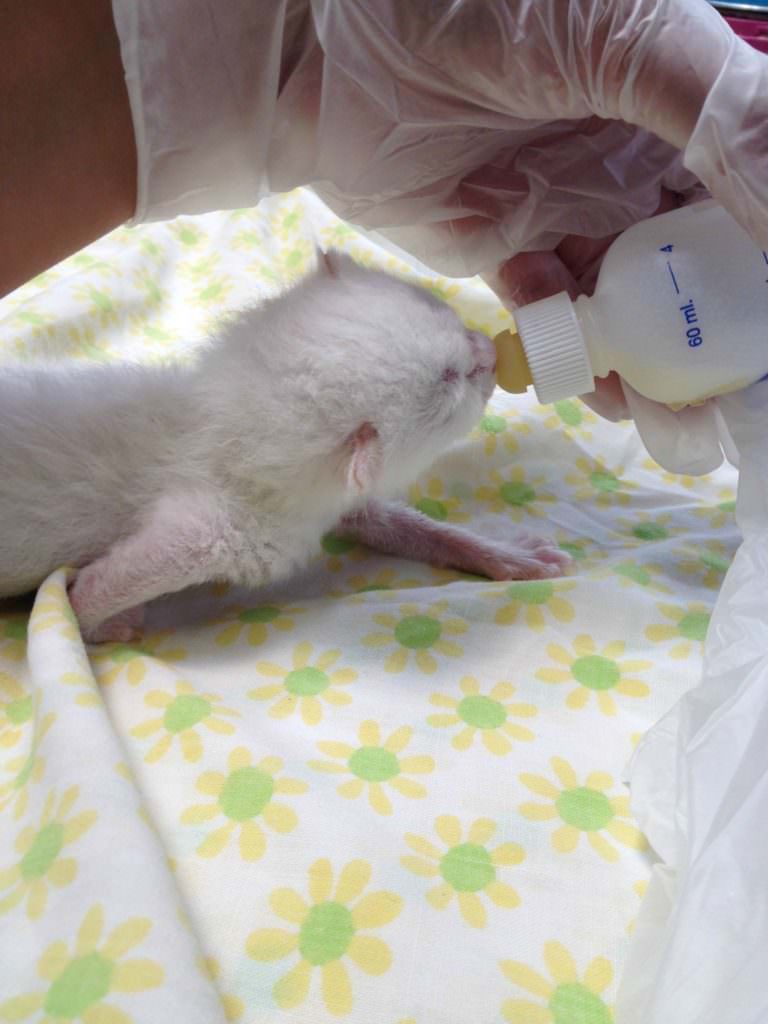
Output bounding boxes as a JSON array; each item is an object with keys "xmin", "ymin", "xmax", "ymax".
[{"xmin": 0, "ymin": 190, "xmax": 738, "ymax": 1023}]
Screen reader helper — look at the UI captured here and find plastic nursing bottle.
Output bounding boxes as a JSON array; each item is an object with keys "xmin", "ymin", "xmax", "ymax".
[{"xmin": 493, "ymin": 200, "xmax": 768, "ymax": 406}]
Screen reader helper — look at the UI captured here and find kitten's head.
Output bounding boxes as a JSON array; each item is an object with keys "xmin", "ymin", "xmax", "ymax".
[{"xmin": 262, "ymin": 250, "xmax": 496, "ymax": 499}]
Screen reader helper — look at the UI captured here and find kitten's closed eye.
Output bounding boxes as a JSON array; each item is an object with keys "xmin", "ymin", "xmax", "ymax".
[{"xmin": 441, "ymin": 366, "xmax": 460, "ymax": 384}]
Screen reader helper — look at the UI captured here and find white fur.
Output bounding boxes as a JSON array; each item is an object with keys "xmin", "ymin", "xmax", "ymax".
[{"xmin": 0, "ymin": 253, "xmax": 499, "ymax": 635}]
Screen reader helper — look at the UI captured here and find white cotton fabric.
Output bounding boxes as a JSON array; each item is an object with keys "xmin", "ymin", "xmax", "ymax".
[{"xmin": 0, "ymin": 189, "xmax": 743, "ymax": 1023}]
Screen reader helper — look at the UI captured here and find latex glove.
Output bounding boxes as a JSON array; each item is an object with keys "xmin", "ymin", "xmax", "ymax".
[
  {"xmin": 485, "ymin": 189, "xmax": 739, "ymax": 475},
  {"xmin": 272, "ymin": 0, "xmax": 768, "ymax": 273},
  {"xmin": 485, "ymin": 190, "xmax": 673, "ymax": 426},
  {"xmin": 126, "ymin": 1, "xmax": 768, "ymax": 266}
]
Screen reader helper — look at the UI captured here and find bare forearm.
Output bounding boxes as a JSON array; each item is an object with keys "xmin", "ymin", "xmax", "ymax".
[{"xmin": 0, "ymin": 0, "xmax": 136, "ymax": 298}]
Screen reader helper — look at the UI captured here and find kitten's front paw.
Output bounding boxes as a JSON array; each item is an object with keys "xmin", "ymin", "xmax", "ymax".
[{"xmin": 480, "ymin": 530, "xmax": 571, "ymax": 581}]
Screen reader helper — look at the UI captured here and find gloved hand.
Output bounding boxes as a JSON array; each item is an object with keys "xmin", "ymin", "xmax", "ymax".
[
  {"xmin": 122, "ymin": 1, "xmax": 768, "ymax": 472},
  {"xmin": 484, "ymin": 189, "xmax": 740, "ymax": 474},
  {"xmin": 280, "ymin": 1, "xmax": 767, "ymax": 472},
  {"xmin": 271, "ymin": 0, "xmax": 768, "ymax": 269},
  {"xmin": 130, "ymin": 1, "xmax": 768, "ymax": 270}
]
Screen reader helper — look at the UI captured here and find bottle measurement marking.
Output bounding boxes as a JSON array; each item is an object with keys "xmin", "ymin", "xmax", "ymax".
[
  {"xmin": 659, "ymin": 245, "xmax": 702, "ymax": 347},
  {"xmin": 660, "ymin": 243, "xmax": 680, "ymax": 294},
  {"xmin": 666, "ymin": 261, "xmax": 680, "ymax": 294},
  {"xmin": 680, "ymin": 299, "xmax": 702, "ymax": 346}
]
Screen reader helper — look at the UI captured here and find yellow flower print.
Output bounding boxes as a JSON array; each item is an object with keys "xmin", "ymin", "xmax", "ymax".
[
  {"xmin": 642, "ymin": 456, "xmax": 699, "ymax": 490},
  {"xmin": 408, "ymin": 478, "xmax": 471, "ymax": 524},
  {"xmin": 645, "ymin": 601, "xmax": 712, "ymax": 659},
  {"xmin": 519, "ymin": 758, "xmax": 647, "ymax": 862},
  {"xmin": 60, "ymin": 671, "xmax": 100, "ymax": 708},
  {"xmin": 1, "ymin": 672, "xmax": 33, "ymax": 748},
  {"xmin": 542, "ymin": 399, "xmax": 597, "ymax": 440},
  {"xmin": 465, "ymin": 311, "xmax": 513, "ymax": 338},
  {"xmin": 181, "ymin": 747, "xmax": 307, "ymax": 860},
  {"xmin": 0, "ymin": 615, "xmax": 27, "ymax": 662},
  {"xmin": 250, "ymin": 240, "xmax": 314, "ymax": 285},
  {"xmin": 418, "ymin": 276, "xmax": 461, "ymax": 307},
  {"xmin": 692, "ymin": 488, "xmax": 736, "ymax": 530},
  {"xmin": 247, "ymin": 858, "xmax": 402, "ymax": 1017},
  {"xmin": 181, "ymin": 254, "xmax": 219, "ymax": 283},
  {"xmin": 214, "ymin": 603, "xmax": 304, "ymax": 648},
  {"xmin": 501, "ymin": 941, "xmax": 613, "ymax": 1024},
  {"xmin": 91, "ymin": 632, "xmax": 187, "ymax": 687},
  {"xmin": 616, "ymin": 511, "xmax": 682, "ymax": 547},
  {"xmin": 193, "ymin": 274, "xmax": 234, "ymax": 309},
  {"xmin": 133, "ymin": 264, "xmax": 163, "ymax": 308},
  {"xmin": 428, "ymin": 676, "xmax": 537, "ymax": 755},
  {"xmin": 342, "ymin": 245, "xmax": 377, "ymax": 269},
  {"xmin": 362, "ymin": 600, "xmax": 467, "ymax": 674},
  {"xmin": 250, "ymin": 642, "xmax": 357, "ymax": 725},
  {"xmin": 565, "ymin": 457, "xmax": 637, "ymax": 506},
  {"xmin": 319, "ymin": 531, "xmax": 369, "ymax": 573},
  {"xmin": 268, "ymin": 202, "xmax": 305, "ymax": 241},
  {"xmin": 71, "ymin": 283, "xmax": 119, "ymax": 328},
  {"xmin": 537, "ymin": 636, "xmax": 651, "ymax": 715},
  {"xmin": 129, "ymin": 313, "xmax": 176, "ymax": 348},
  {"xmin": 320, "ymin": 222, "xmax": 357, "ymax": 249},
  {"xmin": 0, "ymin": 786, "xmax": 96, "ymax": 918},
  {"xmin": 673, "ymin": 542, "xmax": 733, "ymax": 590},
  {"xmin": 353, "ymin": 247, "xmax": 410, "ymax": 275},
  {"xmin": 476, "ymin": 467, "xmax": 556, "ymax": 520},
  {"xmin": 628, "ymin": 879, "xmax": 649, "ymax": 935},
  {"xmin": 330, "ymin": 568, "xmax": 423, "ymax": 601},
  {"xmin": 198, "ymin": 957, "xmax": 243, "ymax": 1022},
  {"xmin": 60, "ymin": 323, "xmax": 108, "ymax": 361},
  {"xmin": 605, "ymin": 559, "xmax": 670, "ymax": 593},
  {"xmin": 231, "ymin": 225, "xmax": 265, "ymax": 251},
  {"xmin": 472, "ymin": 409, "xmax": 531, "ymax": 457},
  {"xmin": 131, "ymin": 681, "xmax": 239, "ymax": 763},
  {"xmin": 0, "ymin": 904, "xmax": 163, "ymax": 1023},
  {"xmin": 403, "ymin": 816, "xmax": 524, "ymax": 928},
  {"xmin": 11, "ymin": 305, "xmax": 57, "ymax": 339},
  {"xmin": 554, "ymin": 533, "xmax": 595, "ymax": 564},
  {"xmin": 309, "ymin": 721, "xmax": 434, "ymax": 815},
  {"xmin": 169, "ymin": 219, "xmax": 206, "ymax": 247},
  {"xmin": 489, "ymin": 580, "xmax": 576, "ymax": 631},
  {"xmin": 30, "ymin": 577, "xmax": 79, "ymax": 640},
  {"xmin": 0, "ymin": 712, "xmax": 54, "ymax": 821}
]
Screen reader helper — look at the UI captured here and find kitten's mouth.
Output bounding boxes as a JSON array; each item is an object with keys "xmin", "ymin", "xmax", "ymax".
[{"xmin": 466, "ymin": 330, "xmax": 497, "ymax": 381}]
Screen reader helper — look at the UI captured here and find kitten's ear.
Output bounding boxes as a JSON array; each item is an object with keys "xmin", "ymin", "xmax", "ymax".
[
  {"xmin": 344, "ymin": 422, "xmax": 383, "ymax": 495},
  {"xmin": 318, "ymin": 248, "xmax": 350, "ymax": 279}
]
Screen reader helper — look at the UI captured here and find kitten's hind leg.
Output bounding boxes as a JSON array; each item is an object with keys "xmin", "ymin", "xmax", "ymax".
[
  {"xmin": 339, "ymin": 501, "xmax": 570, "ymax": 580},
  {"xmin": 69, "ymin": 493, "xmax": 251, "ymax": 643},
  {"xmin": 84, "ymin": 604, "xmax": 145, "ymax": 645}
]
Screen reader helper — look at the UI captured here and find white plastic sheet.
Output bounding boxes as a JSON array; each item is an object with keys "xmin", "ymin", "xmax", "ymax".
[{"xmin": 618, "ymin": 379, "xmax": 768, "ymax": 1023}]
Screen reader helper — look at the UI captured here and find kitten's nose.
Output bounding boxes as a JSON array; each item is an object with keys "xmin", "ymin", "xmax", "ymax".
[{"xmin": 467, "ymin": 330, "xmax": 497, "ymax": 376}]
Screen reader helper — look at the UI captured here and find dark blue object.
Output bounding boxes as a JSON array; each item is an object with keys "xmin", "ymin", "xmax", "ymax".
[{"xmin": 710, "ymin": 1, "xmax": 768, "ymax": 13}]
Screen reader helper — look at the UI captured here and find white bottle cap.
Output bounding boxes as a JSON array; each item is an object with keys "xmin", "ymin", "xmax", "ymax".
[{"xmin": 513, "ymin": 291, "xmax": 595, "ymax": 404}]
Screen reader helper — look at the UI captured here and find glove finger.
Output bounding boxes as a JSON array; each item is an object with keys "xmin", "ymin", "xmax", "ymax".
[
  {"xmin": 579, "ymin": 374, "xmax": 631, "ymax": 422},
  {"xmin": 621, "ymin": 381, "xmax": 724, "ymax": 475},
  {"xmin": 483, "ymin": 250, "xmax": 579, "ymax": 309}
]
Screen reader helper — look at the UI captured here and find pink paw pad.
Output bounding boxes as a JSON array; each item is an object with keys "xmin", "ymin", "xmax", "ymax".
[{"xmin": 482, "ymin": 532, "xmax": 571, "ymax": 581}]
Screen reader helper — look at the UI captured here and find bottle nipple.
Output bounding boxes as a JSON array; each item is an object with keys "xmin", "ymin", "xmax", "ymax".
[{"xmin": 492, "ymin": 328, "xmax": 533, "ymax": 394}]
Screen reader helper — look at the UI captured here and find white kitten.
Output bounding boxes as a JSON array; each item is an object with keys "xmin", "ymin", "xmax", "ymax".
[{"xmin": 0, "ymin": 252, "xmax": 567, "ymax": 642}]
